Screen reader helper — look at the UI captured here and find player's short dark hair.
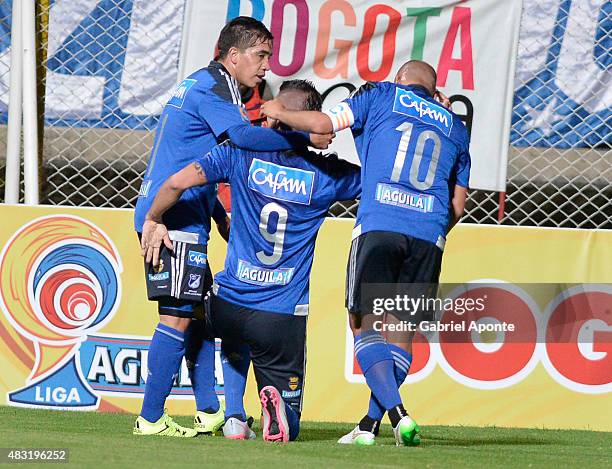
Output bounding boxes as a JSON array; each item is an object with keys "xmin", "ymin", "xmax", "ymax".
[
  {"xmin": 217, "ymin": 17, "xmax": 273, "ymax": 59},
  {"xmin": 279, "ymin": 80, "xmax": 323, "ymax": 112}
]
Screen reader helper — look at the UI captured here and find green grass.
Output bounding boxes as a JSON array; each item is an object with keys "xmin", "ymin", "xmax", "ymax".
[{"xmin": 1, "ymin": 407, "xmax": 610, "ymax": 468}]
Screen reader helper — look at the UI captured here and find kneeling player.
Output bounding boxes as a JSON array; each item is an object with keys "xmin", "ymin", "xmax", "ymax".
[{"xmin": 141, "ymin": 80, "xmax": 360, "ymax": 442}]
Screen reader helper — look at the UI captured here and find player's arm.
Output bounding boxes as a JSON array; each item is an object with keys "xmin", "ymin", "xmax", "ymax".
[
  {"xmin": 262, "ymin": 83, "xmax": 373, "ymax": 135},
  {"xmin": 200, "ymin": 86, "xmax": 332, "ymax": 150},
  {"xmin": 212, "ymin": 197, "xmax": 230, "ymax": 243},
  {"xmin": 261, "ymin": 99, "xmax": 334, "ymax": 134},
  {"xmin": 323, "ymin": 153, "xmax": 362, "ymax": 201},
  {"xmin": 448, "ymin": 185, "xmax": 468, "ymax": 232},
  {"xmin": 224, "ymin": 123, "xmax": 333, "ymax": 150},
  {"xmin": 141, "ymin": 162, "xmax": 208, "ymax": 266},
  {"xmin": 447, "ymin": 120, "xmax": 471, "ymax": 233}
]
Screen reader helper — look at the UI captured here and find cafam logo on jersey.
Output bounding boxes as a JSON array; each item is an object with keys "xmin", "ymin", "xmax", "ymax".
[
  {"xmin": 248, "ymin": 159, "xmax": 315, "ymax": 205},
  {"xmin": 393, "ymin": 89, "xmax": 452, "ymax": 136}
]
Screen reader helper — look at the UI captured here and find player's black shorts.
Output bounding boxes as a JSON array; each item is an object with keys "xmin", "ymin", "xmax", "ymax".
[
  {"xmin": 346, "ymin": 231, "xmax": 443, "ymax": 316},
  {"xmin": 139, "ymin": 233, "xmax": 212, "ymax": 318},
  {"xmin": 209, "ymin": 294, "xmax": 306, "ymax": 415}
]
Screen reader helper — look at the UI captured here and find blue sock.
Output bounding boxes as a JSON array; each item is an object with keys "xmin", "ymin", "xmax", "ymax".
[
  {"xmin": 355, "ymin": 333, "xmax": 402, "ymax": 412},
  {"xmin": 285, "ymin": 403, "xmax": 301, "ymax": 441},
  {"xmin": 141, "ymin": 323, "xmax": 185, "ymax": 422},
  {"xmin": 366, "ymin": 345, "xmax": 412, "ymax": 420},
  {"xmin": 389, "ymin": 344, "xmax": 412, "ymax": 386},
  {"xmin": 185, "ymin": 320, "xmax": 219, "ymax": 413},
  {"xmin": 221, "ymin": 343, "xmax": 250, "ymax": 421}
]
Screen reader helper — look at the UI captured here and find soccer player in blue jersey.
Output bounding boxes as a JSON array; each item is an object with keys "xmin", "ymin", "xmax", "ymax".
[
  {"xmin": 140, "ymin": 80, "xmax": 361, "ymax": 442},
  {"xmin": 132, "ymin": 17, "xmax": 333, "ymax": 438},
  {"xmin": 261, "ymin": 60, "xmax": 471, "ymax": 446}
]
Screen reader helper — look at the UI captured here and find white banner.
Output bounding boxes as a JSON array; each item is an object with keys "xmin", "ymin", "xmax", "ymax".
[
  {"xmin": 511, "ymin": 0, "xmax": 611, "ymax": 148},
  {"xmin": 42, "ymin": 0, "xmax": 185, "ymax": 128},
  {"xmin": 181, "ymin": 0, "xmax": 523, "ymax": 192}
]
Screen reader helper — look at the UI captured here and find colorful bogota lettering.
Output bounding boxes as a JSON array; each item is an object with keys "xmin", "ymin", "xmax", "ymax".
[{"xmin": 227, "ymin": 0, "xmax": 474, "ymax": 88}]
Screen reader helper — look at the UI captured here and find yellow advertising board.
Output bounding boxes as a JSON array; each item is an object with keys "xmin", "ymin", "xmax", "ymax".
[{"xmin": 0, "ymin": 205, "xmax": 610, "ymax": 430}]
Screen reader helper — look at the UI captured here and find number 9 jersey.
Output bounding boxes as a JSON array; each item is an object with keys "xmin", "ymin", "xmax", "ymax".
[
  {"xmin": 197, "ymin": 144, "xmax": 361, "ymax": 316},
  {"xmin": 324, "ymin": 82, "xmax": 471, "ymax": 250}
]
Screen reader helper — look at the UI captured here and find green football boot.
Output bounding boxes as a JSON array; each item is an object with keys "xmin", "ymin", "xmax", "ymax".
[
  {"xmin": 194, "ymin": 400, "xmax": 225, "ymax": 434},
  {"xmin": 393, "ymin": 415, "xmax": 421, "ymax": 446},
  {"xmin": 133, "ymin": 411, "xmax": 198, "ymax": 437}
]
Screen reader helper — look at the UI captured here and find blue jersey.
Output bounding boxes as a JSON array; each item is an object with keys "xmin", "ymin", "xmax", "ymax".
[
  {"xmin": 199, "ymin": 145, "xmax": 361, "ymax": 315},
  {"xmin": 134, "ymin": 61, "xmax": 248, "ymax": 244},
  {"xmin": 324, "ymin": 82, "xmax": 471, "ymax": 249}
]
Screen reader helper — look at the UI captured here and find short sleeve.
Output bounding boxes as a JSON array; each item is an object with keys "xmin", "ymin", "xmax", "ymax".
[
  {"xmin": 453, "ymin": 124, "xmax": 471, "ymax": 188},
  {"xmin": 323, "ymin": 154, "xmax": 362, "ymax": 200},
  {"xmin": 454, "ymin": 147, "xmax": 471, "ymax": 188},
  {"xmin": 197, "ymin": 143, "xmax": 234, "ymax": 184},
  {"xmin": 335, "ymin": 169, "xmax": 361, "ymax": 201},
  {"xmin": 323, "ymin": 82, "xmax": 378, "ymax": 133}
]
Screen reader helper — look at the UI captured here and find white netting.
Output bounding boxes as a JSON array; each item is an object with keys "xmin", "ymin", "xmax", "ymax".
[{"xmin": 37, "ymin": 0, "xmax": 185, "ymax": 207}]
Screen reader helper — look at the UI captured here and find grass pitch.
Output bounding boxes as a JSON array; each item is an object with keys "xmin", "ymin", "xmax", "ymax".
[{"xmin": 1, "ymin": 407, "xmax": 610, "ymax": 468}]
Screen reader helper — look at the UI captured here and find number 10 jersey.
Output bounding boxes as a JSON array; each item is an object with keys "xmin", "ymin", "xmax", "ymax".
[{"xmin": 324, "ymin": 82, "xmax": 471, "ymax": 250}]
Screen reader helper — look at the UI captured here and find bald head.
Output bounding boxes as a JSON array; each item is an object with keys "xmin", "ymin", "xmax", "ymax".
[{"xmin": 394, "ymin": 60, "xmax": 437, "ymax": 95}]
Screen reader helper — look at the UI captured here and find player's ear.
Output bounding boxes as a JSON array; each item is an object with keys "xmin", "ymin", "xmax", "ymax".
[{"xmin": 228, "ymin": 46, "xmax": 240, "ymax": 65}]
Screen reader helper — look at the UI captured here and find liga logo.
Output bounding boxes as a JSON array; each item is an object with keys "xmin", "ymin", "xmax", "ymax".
[{"xmin": 0, "ymin": 215, "xmax": 122, "ymax": 409}]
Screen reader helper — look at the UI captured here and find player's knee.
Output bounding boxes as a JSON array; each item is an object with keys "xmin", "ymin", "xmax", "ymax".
[
  {"xmin": 387, "ymin": 332, "xmax": 414, "ymax": 353},
  {"xmin": 159, "ymin": 314, "xmax": 191, "ymax": 332}
]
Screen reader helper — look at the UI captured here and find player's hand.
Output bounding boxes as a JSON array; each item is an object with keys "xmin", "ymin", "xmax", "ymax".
[
  {"xmin": 434, "ymin": 90, "xmax": 452, "ymax": 110},
  {"xmin": 216, "ymin": 216, "xmax": 231, "ymax": 243},
  {"xmin": 141, "ymin": 219, "xmax": 173, "ymax": 267},
  {"xmin": 260, "ymin": 99, "xmax": 285, "ymax": 120},
  {"xmin": 310, "ymin": 132, "xmax": 335, "ymax": 149}
]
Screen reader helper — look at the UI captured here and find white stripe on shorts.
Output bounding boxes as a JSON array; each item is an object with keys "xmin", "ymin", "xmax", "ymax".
[
  {"xmin": 347, "ymin": 236, "xmax": 360, "ymax": 311},
  {"xmin": 170, "ymin": 240, "xmax": 177, "ymax": 297},
  {"xmin": 177, "ymin": 241, "xmax": 187, "ymax": 296}
]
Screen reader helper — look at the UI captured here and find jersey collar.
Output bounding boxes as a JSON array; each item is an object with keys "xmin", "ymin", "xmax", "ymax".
[
  {"xmin": 398, "ymin": 83, "xmax": 433, "ymax": 97},
  {"xmin": 209, "ymin": 60, "xmax": 232, "ymax": 76},
  {"xmin": 209, "ymin": 60, "xmax": 241, "ymax": 103}
]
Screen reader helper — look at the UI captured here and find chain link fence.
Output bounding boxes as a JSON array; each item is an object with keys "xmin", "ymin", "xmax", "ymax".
[
  {"xmin": 36, "ymin": 0, "xmax": 183, "ymax": 207},
  {"xmin": 478, "ymin": 0, "xmax": 611, "ymax": 229},
  {"xmin": 1, "ymin": 1, "xmax": 610, "ymax": 228}
]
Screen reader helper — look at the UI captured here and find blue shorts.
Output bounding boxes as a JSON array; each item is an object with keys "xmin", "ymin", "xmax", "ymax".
[{"xmin": 346, "ymin": 231, "xmax": 442, "ymax": 316}]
